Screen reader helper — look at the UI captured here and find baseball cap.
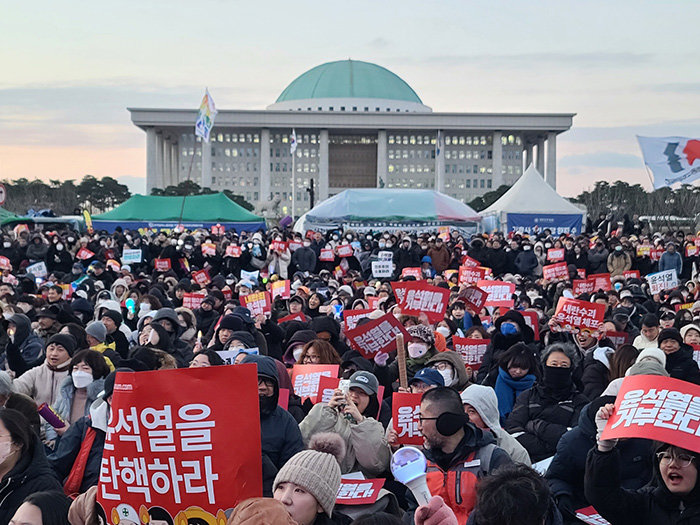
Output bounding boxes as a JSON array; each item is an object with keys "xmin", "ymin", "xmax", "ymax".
[
  {"xmin": 348, "ymin": 371, "xmax": 379, "ymax": 396},
  {"xmin": 409, "ymin": 368, "xmax": 444, "ymax": 388}
]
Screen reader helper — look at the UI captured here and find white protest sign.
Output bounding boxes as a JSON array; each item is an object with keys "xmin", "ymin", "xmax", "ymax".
[
  {"xmin": 647, "ymin": 269, "xmax": 678, "ymax": 295},
  {"xmin": 371, "ymin": 260, "xmax": 393, "ymax": 278},
  {"xmin": 121, "ymin": 248, "xmax": 142, "ymax": 264},
  {"xmin": 216, "ymin": 348, "xmax": 259, "ymax": 365},
  {"xmin": 377, "ymin": 251, "xmax": 394, "ymax": 261},
  {"xmin": 26, "ymin": 261, "xmax": 48, "ymax": 278}
]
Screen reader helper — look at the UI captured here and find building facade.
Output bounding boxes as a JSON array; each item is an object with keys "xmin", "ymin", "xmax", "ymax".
[{"xmin": 129, "ymin": 60, "xmax": 574, "ymax": 215}]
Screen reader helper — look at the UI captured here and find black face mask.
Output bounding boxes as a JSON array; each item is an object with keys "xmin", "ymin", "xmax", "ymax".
[
  {"xmin": 259, "ymin": 392, "xmax": 277, "ymax": 416},
  {"xmin": 543, "ymin": 365, "xmax": 572, "ymax": 390}
]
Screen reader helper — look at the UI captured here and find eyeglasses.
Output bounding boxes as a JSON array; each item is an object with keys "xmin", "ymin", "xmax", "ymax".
[
  {"xmin": 657, "ymin": 452, "xmax": 695, "ymax": 468},
  {"xmin": 303, "ymin": 354, "xmax": 321, "ymax": 363},
  {"xmin": 257, "ymin": 378, "xmax": 274, "ymax": 389}
]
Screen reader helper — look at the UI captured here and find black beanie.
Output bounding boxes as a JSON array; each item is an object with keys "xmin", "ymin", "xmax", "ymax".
[
  {"xmin": 47, "ymin": 334, "xmax": 77, "ymax": 356},
  {"xmin": 658, "ymin": 328, "xmax": 683, "ymax": 346},
  {"xmin": 101, "ymin": 309, "xmax": 123, "ymax": 326}
]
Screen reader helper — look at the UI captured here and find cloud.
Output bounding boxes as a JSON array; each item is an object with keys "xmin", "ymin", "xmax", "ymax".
[
  {"xmin": 367, "ymin": 37, "xmax": 390, "ymax": 49},
  {"xmin": 389, "ymin": 52, "xmax": 654, "ymax": 69},
  {"xmin": 643, "ymin": 82, "xmax": 700, "ymax": 94},
  {"xmin": 560, "ymin": 151, "xmax": 642, "ymax": 169}
]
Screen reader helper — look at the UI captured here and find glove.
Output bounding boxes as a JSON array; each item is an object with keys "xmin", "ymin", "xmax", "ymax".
[
  {"xmin": 414, "ymin": 496, "xmax": 459, "ymax": 525},
  {"xmin": 595, "ymin": 404, "xmax": 618, "ymax": 452},
  {"xmin": 374, "ymin": 351, "xmax": 390, "ymax": 366}
]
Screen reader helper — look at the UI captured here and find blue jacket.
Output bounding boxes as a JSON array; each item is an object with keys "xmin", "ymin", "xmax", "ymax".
[{"xmin": 658, "ymin": 250, "xmax": 682, "ymax": 276}]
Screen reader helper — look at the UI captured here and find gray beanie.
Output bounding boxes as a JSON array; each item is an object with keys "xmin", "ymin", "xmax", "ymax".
[
  {"xmin": 273, "ymin": 432, "xmax": 345, "ymax": 517},
  {"xmin": 627, "ymin": 358, "xmax": 669, "ymax": 378},
  {"xmin": 85, "ymin": 321, "xmax": 107, "ymax": 343}
]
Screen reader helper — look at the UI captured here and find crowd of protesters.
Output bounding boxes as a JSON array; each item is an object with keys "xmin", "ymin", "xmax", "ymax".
[{"xmin": 0, "ymin": 219, "xmax": 700, "ymax": 524}]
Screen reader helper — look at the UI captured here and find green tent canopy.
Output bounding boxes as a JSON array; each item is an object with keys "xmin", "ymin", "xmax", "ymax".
[
  {"xmin": 92, "ymin": 193, "xmax": 265, "ymax": 233},
  {"xmin": 0, "ymin": 207, "xmax": 19, "ymax": 225}
]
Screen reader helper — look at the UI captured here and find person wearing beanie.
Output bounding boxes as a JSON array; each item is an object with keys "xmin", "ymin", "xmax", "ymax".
[
  {"xmin": 206, "ymin": 314, "xmax": 242, "ymax": 352},
  {"xmin": 658, "ymin": 328, "xmax": 700, "ymax": 384},
  {"xmin": 681, "ymin": 323, "xmax": 700, "ymax": 346},
  {"xmin": 12, "ymin": 334, "xmax": 77, "ymax": 407},
  {"xmin": 476, "ymin": 310, "xmax": 535, "ymax": 386},
  {"xmin": 3, "ymin": 313, "xmax": 43, "ymax": 375},
  {"xmin": 100, "ymin": 309, "xmax": 129, "ymax": 360},
  {"xmin": 374, "ymin": 324, "xmax": 439, "ymax": 391},
  {"xmin": 84, "ymin": 321, "xmax": 119, "ymax": 370},
  {"xmin": 635, "ymin": 347, "xmax": 667, "ymax": 369},
  {"xmin": 194, "ymin": 295, "xmax": 221, "ymax": 339},
  {"xmin": 273, "ymin": 432, "xmax": 350, "ymax": 525},
  {"xmin": 300, "ymin": 371, "xmax": 391, "ymax": 478}
]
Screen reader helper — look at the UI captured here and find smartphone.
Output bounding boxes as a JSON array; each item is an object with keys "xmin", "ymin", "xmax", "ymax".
[{"xmin": 338, "ymin": 379, "xmax": 350, "ymax": 395}]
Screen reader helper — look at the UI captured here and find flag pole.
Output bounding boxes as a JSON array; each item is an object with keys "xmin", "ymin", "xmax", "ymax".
[
  {"xmin": 292, "ymin": 149, "xmax": 296, "ymax": 220},
  {"xmin": 177, "ymin": 137, "xmax": 198, "ymax": 229}
]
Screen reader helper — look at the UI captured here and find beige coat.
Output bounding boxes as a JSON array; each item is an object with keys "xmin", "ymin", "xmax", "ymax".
[
  {"xmin": 299, "ymin": 404, "xmax": 391, "ymax": 477},
  {"xmin": 13, "ymin": 359, "xmax": 71, "ymax": 407}
]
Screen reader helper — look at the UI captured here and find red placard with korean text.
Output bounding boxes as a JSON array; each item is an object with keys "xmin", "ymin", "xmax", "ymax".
[
  {"xmin": 288, "ymin": 241, "xmax": 302, "ymax": 252},
  {"xmin": 605, "ymin": 330, "xmax": 630, "ymax": 348},
  {"xmin": 77, "ymin": 247, "xmax": 95, "ymax": 260},
  {"xmin": 577, "ymin": 268, "xmax": 587, "ymax": 279},
  {"xmin": 225, "ymin": 245, "xmax": 242, "ymax": 258},
  {"xmin": 316, "ymin": 376, "xmax": 385, "ymax": 419},
  {"xmin": 476, "ymin": 280, "xmax": 516, "ymax": 308},
  {"xmin": 336, "ymin": 244, "xmax": 353, "ymax": 258},
  {"xmin": 367, "ymin": 296, "xmax": 380, "ymax": 310},
  {"xmin": 96, "ymin": 366, "xmax": 262, "ymax": 522},
  {"xmin": 291, "ymin": 364, "xmax": 340, "ymax": 402},
  {"xmin": 547, "ymin": 248, "xmax": 565, "ymax": 262},
  {"xmin": 271, "ymin": 280, "xmax": 291, "ymax": 300},
  {"xmin": 154, "ymin": 258, "xmax": 171, "ymax": 272},
  {"xmin": 392, "ymin": 392, "xmax": 423, "ymax": 445},
  {"xmin": 182, "ymin": 292, "xmax": 207, "ymax": 310},
  {"xmin": 278, "ymin": 388, "xmax": 290, "ymax": 411},
  {"xmin": 601, "ymin": 375, "xmax": 700, "ymax": 453},
  {"xmin": 242, "ymin": 291, "xmax": 271, "ymax": 316},
  {"xmin": 651, "ymin": 248, "xmax": 664, "ymax": 261},
  {"xmin": 575, "ymin": 507, "xmax": 611, "ymax": 525},
  {"xmin": 461, "ymin": 254, "xmax": 480, "ymax": 268},
  {"xmin": 589, "ymin": 273, "xmax": 612, "ymax": 292},
  {"xmin": 573, "ymin": 278, "xmax": 596, "ymax": 296},
  {"xmin": 401, "ymin": 267, "xmax": 422, "ymax": 279},
  {"xmin": 542, "ymin": 262, "xmax": 569, "ymax": 281},
  {"xmin": 343, "ymin": 309, "xmax": 373, "ymax": 331},
  {"xmin": 553, "ymin": 297, "xmax": 606, "ymax": 334},
  {"xmin": 192, "ymin": 268, "xmax": 211, "ymax": 286},
  {"xmin": 0, "ymin": 256, "xmax": 11, "ymax": 271},
  {"xmin": 391, "ymin": 281, "xmax": 450, "ymax": 323},
  {"xmin": 344, "ymin": 313, "xmax": 411, "ymax": 359},
  {"xmin": 201, "ymin": 243, "xmax": 217, "ymax": 256},
  {"xmin": 452, "ymin": 337, "xmax": 489, "ymax": 370},
  {"xmin": 521, "ymin": 310, "xmax": 541, "ymax": 341},
  {"xmin": 459, "ymin": 265, "xmax": 487, "ymax": 285},
  {"xmin": 336, "ymin": 478, "xmax": 385, "ymax": 505},
  {"xmin": 319, "ymin": 248, "xmax": 335, "ymax": 261},
  {"xmin": 270, "ymin": 240, "xmax": 288, "ymax": 253},
  {"xmin": 623, "ymin": 270, "xmax": 641, "ymax": 280},
  {"xmin": 278, "ymin": 312, "xmax": 306, "ymax": 324},
  {"xmin": 458, "ymin": 286, "xmax": 488, "ymax": 313}
]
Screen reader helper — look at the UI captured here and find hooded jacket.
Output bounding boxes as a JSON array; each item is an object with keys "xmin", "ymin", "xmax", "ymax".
[
  {"xmin": 4, "ymin": 313, "xmax": 43, "ymax": 371},
  {"xmin": 580, "ymin": 346, "xmax": 613, "ymax": 399},
  {"xmin": 476, "ymin": 310, "xmax": 535, "ymax": 386},
  {"xmin": 665, "ymin": 346, "xmax": 700, "ymax": 385},
  {"xmin": 427, "ymin": 351, "xmax": 472, "ymax": 392},
  {"xmin": 45, "ymin": 376, "xmax": 106, "ymax": 442}
]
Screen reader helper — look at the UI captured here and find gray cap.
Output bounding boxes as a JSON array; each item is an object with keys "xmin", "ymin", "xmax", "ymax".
[
  {"xmin": 85, "ymin": 321, "xmax": 107, "ymax": 343},
  {"xmin": 349, "ymin": 370, "xmax": 379, "ymax": 396}
]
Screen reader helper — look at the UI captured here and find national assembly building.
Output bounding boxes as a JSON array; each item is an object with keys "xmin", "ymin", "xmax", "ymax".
[{"xmin": 129, "ymin": 59, "xmax": 574, "ymax": 215}]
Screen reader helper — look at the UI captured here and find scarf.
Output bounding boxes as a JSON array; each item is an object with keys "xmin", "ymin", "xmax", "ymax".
[
  {"xmin": 406, "ymin": 350, "xmax": 435, "ymax": 372},
  {"xmin": 494, "ymin": 367, "xmax": 536, "ymax": 420}
]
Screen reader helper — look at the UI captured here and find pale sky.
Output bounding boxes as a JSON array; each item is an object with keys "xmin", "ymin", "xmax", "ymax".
[{"xmin": 1, "ymin": 0, "xmax": 698, "ymax": 198}]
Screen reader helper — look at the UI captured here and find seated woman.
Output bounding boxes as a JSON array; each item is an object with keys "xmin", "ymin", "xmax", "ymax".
[
  {"xmin": 189, "ymin": 350, "xmax": 225, "ymax": 368},
  {"xmin": 296, "ymin": 340, "xmax": 342, "ymax": 367},
  {"xmin": 300, "ymin": 371, "xmax": 391, "ymax": 477},
  {"xmin": 493, "ymin": 343, "xmax": 539, "ymax": 421},
  {"xmin": 505, "ymin": 343, "xmax": 588, "ymax": 463}
]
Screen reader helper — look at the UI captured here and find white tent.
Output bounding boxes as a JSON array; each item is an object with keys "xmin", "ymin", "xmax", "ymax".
[{"xmin": 481, "ymin": 165, "xmax": 585, "ymax": 234}]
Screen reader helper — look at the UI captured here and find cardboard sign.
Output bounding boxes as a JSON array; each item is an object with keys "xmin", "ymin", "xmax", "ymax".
[
  {"xmin": 225, "ymin": 245, "xmax": 242, "ymax": 258},
  {"xmin": 0, "ymin": 256, "xmax": 11, "ymax": 271},
  {"xmin": 242, "ymin": 291, "xmax": 271, "ymax": 316},
  {"xmin": 452, "ymin": 337, "xmax": 489, "ymax": 370},
  {"xmin": 344, "ymin": 313, "xmax": 411, "ymax": 359},
  {"xmin": 26, "ymin": 261, "xmax": 48, "ymax": 278},
  {"xmin": 278, "ymin": 312, "xmax": 306, "ymax": 324},
  {"xmin": 76, "ymin": 247, "xmax": 95, "ymax": 260},
  {"xmin": 458, "ymin": 286, "xmax": 488, "ymax": 313},
  {"xmin": 573, "ymin": 278, "xmax": 596, "ymax": 296},
  {"xmin": 459, "ymin": 265, "xmax": 487, "ymax": 285},
  {"xmin": 154, "ymin": 258, "xmax": 171, "ymax": 272},
  {"xmin": 401, "ymin": 267, "xmax": 422, "ymax": 279},
  {"xmin": 343, "ymin": 309, "xmax": 373, "ymax": 331},
  {"xmin": 605, "ymin": 330, "xmax": 630, "ymax": 348},
  {"xmin": 271, "ymin": 280, "xmax": 291, "ymax": 301},
  {"xmin": 461, "ymin": 254, "xmax": 480, "ymax": 268},
  {"xmin": 106, "ymin": 259, "xmax": 121, "ymax": 272},
  {"xmin": 547, "ymin": 248, "xmax": 565, "ymax": 262},
  {"xmin": 521, "ymin": 310, "xmax": 541, "ymax": 341},
  {"xmin": 192, "ymin": 268, "xmax": 211, "ymax": 286},
  {"xmin": 121, "ymin": 248, "xmax": 142, "ymax": 264},
  {"xmin": 392, "ymin": 281, "xmax": 450, "ymax": 323},
  {"xmin": 575, "ymin": 507, "xmax": 611, "ymax": 525},
  {"xmin": 392, "ymin": 392, "xmax": 423, "ymax": 445},
  {"xmin": 201, "ymin": 242, "xmax": 217, "ymax": 256},
  {"xmin": 542, "ymin": 262, "xmax": 569, "ymax": 281},
  {"xmin": 372, "ymin": 260, "xmax": 393, "ymax": 278},
  {"xmin": 291, "ymin": 364, "xmax": 340, "ymax": 402},
  {"xmin": 553, "ymin": 297, "xmax": 606, "ymax": 334},
  {"xmin": 96, "ymin": 366, "xmax": 262, "ymax": 521},
  {"xmin": 183, "ymin": 292, "xmax": 207, "ymax": 310},
  {"xmin": 476, "ymin": 280, "xmax": 516, "ymax": 308},
  {"xmin": 623, "ymin": 270, "xmax": 641, "ymax": 280},
  {"xmin": 589, "ymin": 273, "xmax": 612, "ymax": 292},
  {"xmin": 647, "ymin": 269, "xmax": 678, "ymax": 295},
  {"xmin": 336, "ymin": 244, "xmax": 353, "ymax": 258},
  {"xmin": 601, "ymin": 375, "xmax": 700, "ymax": 453},
  {"xmin": 288, "ymin": 241, "xmax": 302, "ymax": 252},
  {"xmin": 319, "ymin": 248, "xmax": 335, "ymax": 261},
  {"xmin": 336, "ymin": 478, "xmax": 385, "ymax": 505},
  {"xmin": 240, "ymin": 269, "xmax": 259, "ymax": 283},
  {"xmin": 577, "ymin": 268, "xmax": 587, "ymax": 279}
]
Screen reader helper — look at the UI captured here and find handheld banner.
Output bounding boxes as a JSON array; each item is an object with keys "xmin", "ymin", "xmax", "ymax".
[
  {"xmin": 291, "ymin": 364, "xmax": 340, "ymax": 402},
  {"xmin": 242, "ymin": 291, "xmax": 271, "ymax": 316},
  {"xmin": 605, "ymin": 330, "xmax": 630, "ymax": 348},
  {"xmin": 458, "ymin": 266, "xmax": 487, "ymax": 285},
  {"xmin": 344, "ymin": 313, "xmax": 411, "ymax": 359},
  {"xmin": 573, "ymin": 278, "xmax": 596, "ymax": 296},
  {"xmin": 623, "ymin": 270, "xmax": 641, "ymax": 280},
  {"xmin": 458, "ymin": 286, "xmax": 488, "ymax": 314},
  {"xmin": 542, "ymin": 262, "xmax": 569, "ymax": 281},
  {"xmin": 0, "ymin": 256, "xmax": 11, "ymax": 271},
  {"xmin": 336, "ymin": 479, "xmax": 385, "ymax": 506},
  {"xmin": 191, "ymin": 269, "xmax": 211, "ymax": 286},
  {"xmin": 271, "ymin": 280, "xmax": 291, "ymax": 301},
  {"xmin": 547, "ymin": 248, "xmax": 565, "ymax": 262},
  {"xmin": 476, "ymin": 280, "xmax": 515, "ymax": 308},
  {"xmin": 647, "ymin": 269, "xmax": 679, "ymax": 295},
  {"xmin": 225, "ymin": 245, "xmax": 242, "ymax": 258},
  {"xmin": 154, "ymin": 258, "xmax": 171, "ymax": 272},
  {"xmin": 575, "ymin": 507, "xmax": 611, "ymax": 525},
  {"xmin": 391, "ymin": 281, "xmax": 450, "ymax": 323},
  {"xmin": 460, "ymin": 254, "xmax": 480, "ymax": 268},
  {"xmin": 392, "ymin": 392, "xmax": 423, "ymax": 445},
  {"xmin": 278, "ymin": 312, "xmax": 306, "ymax": 324},
  {"xmin": 343, "ymin": 309, "xmax": 373, "ymax": 331},
  {"xmin": 372, "ymin": 260, "xmax": 393, "ymax": 278},
  {"xmin": 521, "ymin": 310, "xmax": 541, "ymax": 341},
  {"xmin": 577, "ymin": 268, "xmax": 587, "ymax": 279},
  {"xmin": 26, "ymin": 261, "xmax": 48, "ymax": 278},
  {"xmin": 589, "ymin": 273, "xmax": 612, "ymax": 292},
  {"xmin": 401, "ymin": 267, "xmax": 422, "ymax": 280},
  {"xmin": 319, "ymin": 248, "xmax": 335, "ymax": 262},
  {"xmin": 452, "ymin": 337, "xmax": 489, "ymax": 370},
  {"xmin": 76, "ymin": 247, "xmax": 95, "ymax": 260},
  {"xmin": 336, "ymin": 244, "xmax": 354, "ymax": 258},
  {"xmin": 553, "ymin": 297, "xmax": 606, "ymax": 334},
  {"xmin": 182, "ymin": 292, "xmax": 207, "ymax": 310}
]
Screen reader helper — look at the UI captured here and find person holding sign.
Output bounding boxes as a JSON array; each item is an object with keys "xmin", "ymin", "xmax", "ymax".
[{"xmin": 375, "ymin": 325, "xmax": 438, "ymax": 390}]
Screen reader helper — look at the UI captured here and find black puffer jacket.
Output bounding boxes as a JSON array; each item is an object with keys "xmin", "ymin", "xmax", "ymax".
[{"xmin": 666, "ymin": 346, "xmax": 700, "ymax": 385}]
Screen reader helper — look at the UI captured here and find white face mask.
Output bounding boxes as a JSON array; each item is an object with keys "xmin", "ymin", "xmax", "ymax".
[
  {"xmin": 523, "ymin": 245, "xmax": 531, "ymax": 251},
  {"xmin": 407, "ymin": 342, "xmax": 429, "ymax": 359},
  {"xmin": 303, "ymin": 241, "xmax": 311, "ymax": 247},
  {"xmin": 437, "ymin": 368, "xmax": 455, "ymax": 387},
  {"xmin": 139, "ymin": 303, "xmax": 151, "ymax": 313},
  {"xmin": 56, "ymin": 243, "xmax": 64, "ymax": 251},
  {"xmin": 292, "ymin": 346, "xmax": 304, "ymax": 362},
  {"xmin": 2, "ymin": 242, "xmax": 9, "ymax": 248},
  {"xmin": 436, "ymin": 326, "xmax": 451, "ymax": 337},
  {"xmin": 72, "ymin": 370, "xmax": 93, "ymax": 389},
  {"xmin": 0, "ymin": 440, "xmax": 12, "ymax": 464}
]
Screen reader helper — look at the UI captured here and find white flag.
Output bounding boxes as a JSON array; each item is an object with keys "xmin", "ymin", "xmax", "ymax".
[
  {"xmin": 290, "ymin": 129, "xmax": 298, "ymax": 154},
  {"xmin": 637, "ymin": 136, "xmax": 700, "ymax": 188},
  {"xmin": 195, "ymin": 89, "xmax": 217, "ymax": 142}
]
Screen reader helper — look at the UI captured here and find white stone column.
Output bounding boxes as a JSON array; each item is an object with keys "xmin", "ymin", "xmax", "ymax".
[
  {"xmin": 526, "ymin": 143, "xmax": 534, "ymax": 170},
  {"xmin": 260, "ymin": 128, "xmax": 271, "ymax": 203},
  {"xmin": 201, "ymin": 139, "xmax": 212, "ymax": 189},
  {"xmin": 146, "ymin": 128, "xmax": 157, "ymax": 194},
  {"xmin": 319, "ymin": 129, "xmax": 329, "ymax": 201},
  {"xmin": 492, "ymin": 131, "xmax": 503, "ymax": 189},
  {"xmin": 536, "ymin": 137, "xmax": 546, "ymax": 175},
  {"xmin": 434, "ymin": 130, "xmax": 445, "ymax": 193},
  {"xmin": 155, "ymin": 131, "xmax": 164, "ymax": 189},
  {"xmin": 377, "ymin": 130, "xmax": 387, "ymax": 188},
  {"xmin": 546, "ymin": 132, "xmax": 557, "ymax": 190},
  {"xmin": 171, "ymin": 142, "xmax": 179, "ymax": 186},
  {"xmin": 163, "ymin": 141, "xmax": 172, "ymax": 188}
]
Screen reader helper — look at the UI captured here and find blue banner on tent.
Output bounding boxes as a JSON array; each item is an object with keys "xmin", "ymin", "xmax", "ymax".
[{"xmin": 506, "ymin": 213, "xmax": 582, "ymax": 235}]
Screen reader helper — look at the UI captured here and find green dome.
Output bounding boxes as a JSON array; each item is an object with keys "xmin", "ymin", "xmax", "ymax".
[{"xmin": 276, "ymin": 60, "xmax": 423, "ymax": 103}]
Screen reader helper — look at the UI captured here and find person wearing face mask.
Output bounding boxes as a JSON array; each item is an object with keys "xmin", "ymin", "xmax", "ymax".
[
  {"xmin": 374, "ymin": 324, "xmax": 438, "ymax": 390},
  {"xmin": 194, "ymin": 295, "xmax": 220, "ymax": 338},
  {"xmin": 587, "ymin": 239, "xmax": 609, "ymax": 275},
  {"xmin": 428, "ymin": 351, "xmax": 473, "ymax": 391},
  {"xmin": 514, "ymin": 242, "xmax": 539, "ymax": 277},
  {"xmin": 505, "ymin": 344, "xmax": 588, "ymax": 463},
  {"xmin": 607, "ymin": 242, "xmax": 632, "ymax": 277},
  {"xmin": 267, "ymin": 236, "xmax": 292, "ymax": 279},
  {"xmin": 26, "ymin": 234, "xmax": 48, "ymax": 264},
  {"xmin": 44, "ymin": 350, "xmax": 110, "ymax": 444},
  {"xmin": 3, "ymin": 314, "xmax": 43, "ymax": 373},
  {"xmin": 46, "ymin": 237, "xmax": 74, "ymax": 274},
  {"xmin": 0, "ymin": 237, "xmax": 21, "ymax": 272},
  {"xmin": 476, "ymin": 310, "xmax": 534, "ymax": 386},
  {"xmin": 292, "ymin": 237, "xmax": 318, "ymax": 274},
  {"xmin": 492, "ymin": 343, "xmax": 539, "ymax": 421}
]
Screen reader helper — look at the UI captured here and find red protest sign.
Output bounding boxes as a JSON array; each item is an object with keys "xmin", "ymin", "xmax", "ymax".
[
  {"xmin": 278, "ymin": 312, "xmax": 306, "ymax": 324},
  {"xmin": 461, "ymin": 254, "xmax": 480, "ymax": 268},
  {"xmin": 605, "ymin": 330, "xmax": 630, "ymax": 348},
  {"xmin": 59, "ymin": 283, "xmax": 72, "ymax": 300},
  {"xmin": 211, "ymin": 223, "xmax": 225, "ymax": 236},
  {"xmin": 76, "ymin": 247, "xmax": 95, "ymax": 260},
  {"xmin": 154, "ymin": 258, "xmax": 171, "ymax": 272},
  {"xmin": 367, "ymin": 296, "xmax": 380, "ymax": 310},
  {"xmin": 476, "ymin": 280, "xmax": 515, "ymax": 308},
  {"xmin": 201, "ymin": 243, "xmax": 217, "ymax": 256},
  {"xmin": 336, "ymin": 478, "xmax": 385, "ymax": 506},
  {"xmin": 623, "ymin": 270, "xmax": 641, "ymax": 280},
  {"xmin": 521, "ymin": 310, "xmax": 541, "ymax": 341},
  {"xmin": 288, "ymin": 241, "xmax": 302, "ymax": 252},
  {"xmin": 542, "ymin": 262, "xmax": 569, "ymax": 281},
  {"xmin": 577, "ymin": 268, "xmax": 587, "ymax": 279},
  {"xmin": 601, "ymin": 375, "xmax": 700, "ymax": 453},
  {"xmin": 291, "ymin": 364, "xmax": 340, "ymax": 402},
  {"xmin": 182, "ymin": 292, "xmax": 207, "ymax": 310},
  {"xmin": 319, "ymin": 248, "xmax": 335, "ymax": 261},
  {"xmin": 391, "ymin": 281, "xmax": 449, "ymax": 323},
  {"xmin": 589, "ymin": 273, "xmax": 612, "ymax": 292},
  {"xmin": 573, "ymin": 278, "xmax": 596, "ymax": 296},
  {"xmin": 317, "ymin": 376, "xmax": 341, "ymax": 405},
  {"xmin": 547, "ymin": 248, "xmax": 565, "ymax": 262},
  {"xmin": 452, "ymin": 337, "xmax": 489, "ymax": 370},
  {"xmin": 553, "ymin": 297, "xmax": 606, "ymax": 334},
  {"xmin": 192, "ymin": 268, "xmax": 211, "ymax": 286},
  {"xmin": 225, "ymin": 245, "xmax": 242, "ymax": 258},
  {"xmin": 271, "ymin": 240, "xmax": 288, "ymax": 253},
  {"xmin": 278, "ymin": 388, "xmax": 290, "ymax": 411},
  {"xmin": 344, "ymin": 313, "xmax": 410, "ymax": 359},
  {"xmin": 0, "ymin": 256, "xmax": 11, "ymax": 271},
  {"xmin": 676, "ymin": 302, "xmax": 695, "ymax": 312},
  {"xmin": 336, "ymin": 244, "xmax": 353, "ymax": 258},
  {"xmin": 242, "ymin": 291, "xmax": 271, "ymax": 316},
  {"xmin": 687, "ymin": 245, "xmax": 698, "ymax": 257},
  {"xmin": 96, "ymin": 366, "xmax": 262, "ymax": 520},
  {"xmin": 271, "ymin": 280, "xmax": 291, "ymax": 300},
  {"xmin": 575, "ymin": 507, "xmax": 611, "ymax": 525},
  {"xmin": 343, "ymin": 309, "xmax": 373, "ymax": 331},
  {"xmin": 459, "ymin": 265, "xmax": 487, "ymax": 285},
  {"xmin": 651, "ymin": 248, "xmax": 664, "ymax": 261},
  {"xmin": 392, "ymin": 392, "xmax": 423, "ymax": 445},
  {"xmin": 401, "ymin": 267, "xmax": 422, "ymax": 279},
  {"xmin": 458, "ymin": 286, "xmax": 488, "ymax": 313}
]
